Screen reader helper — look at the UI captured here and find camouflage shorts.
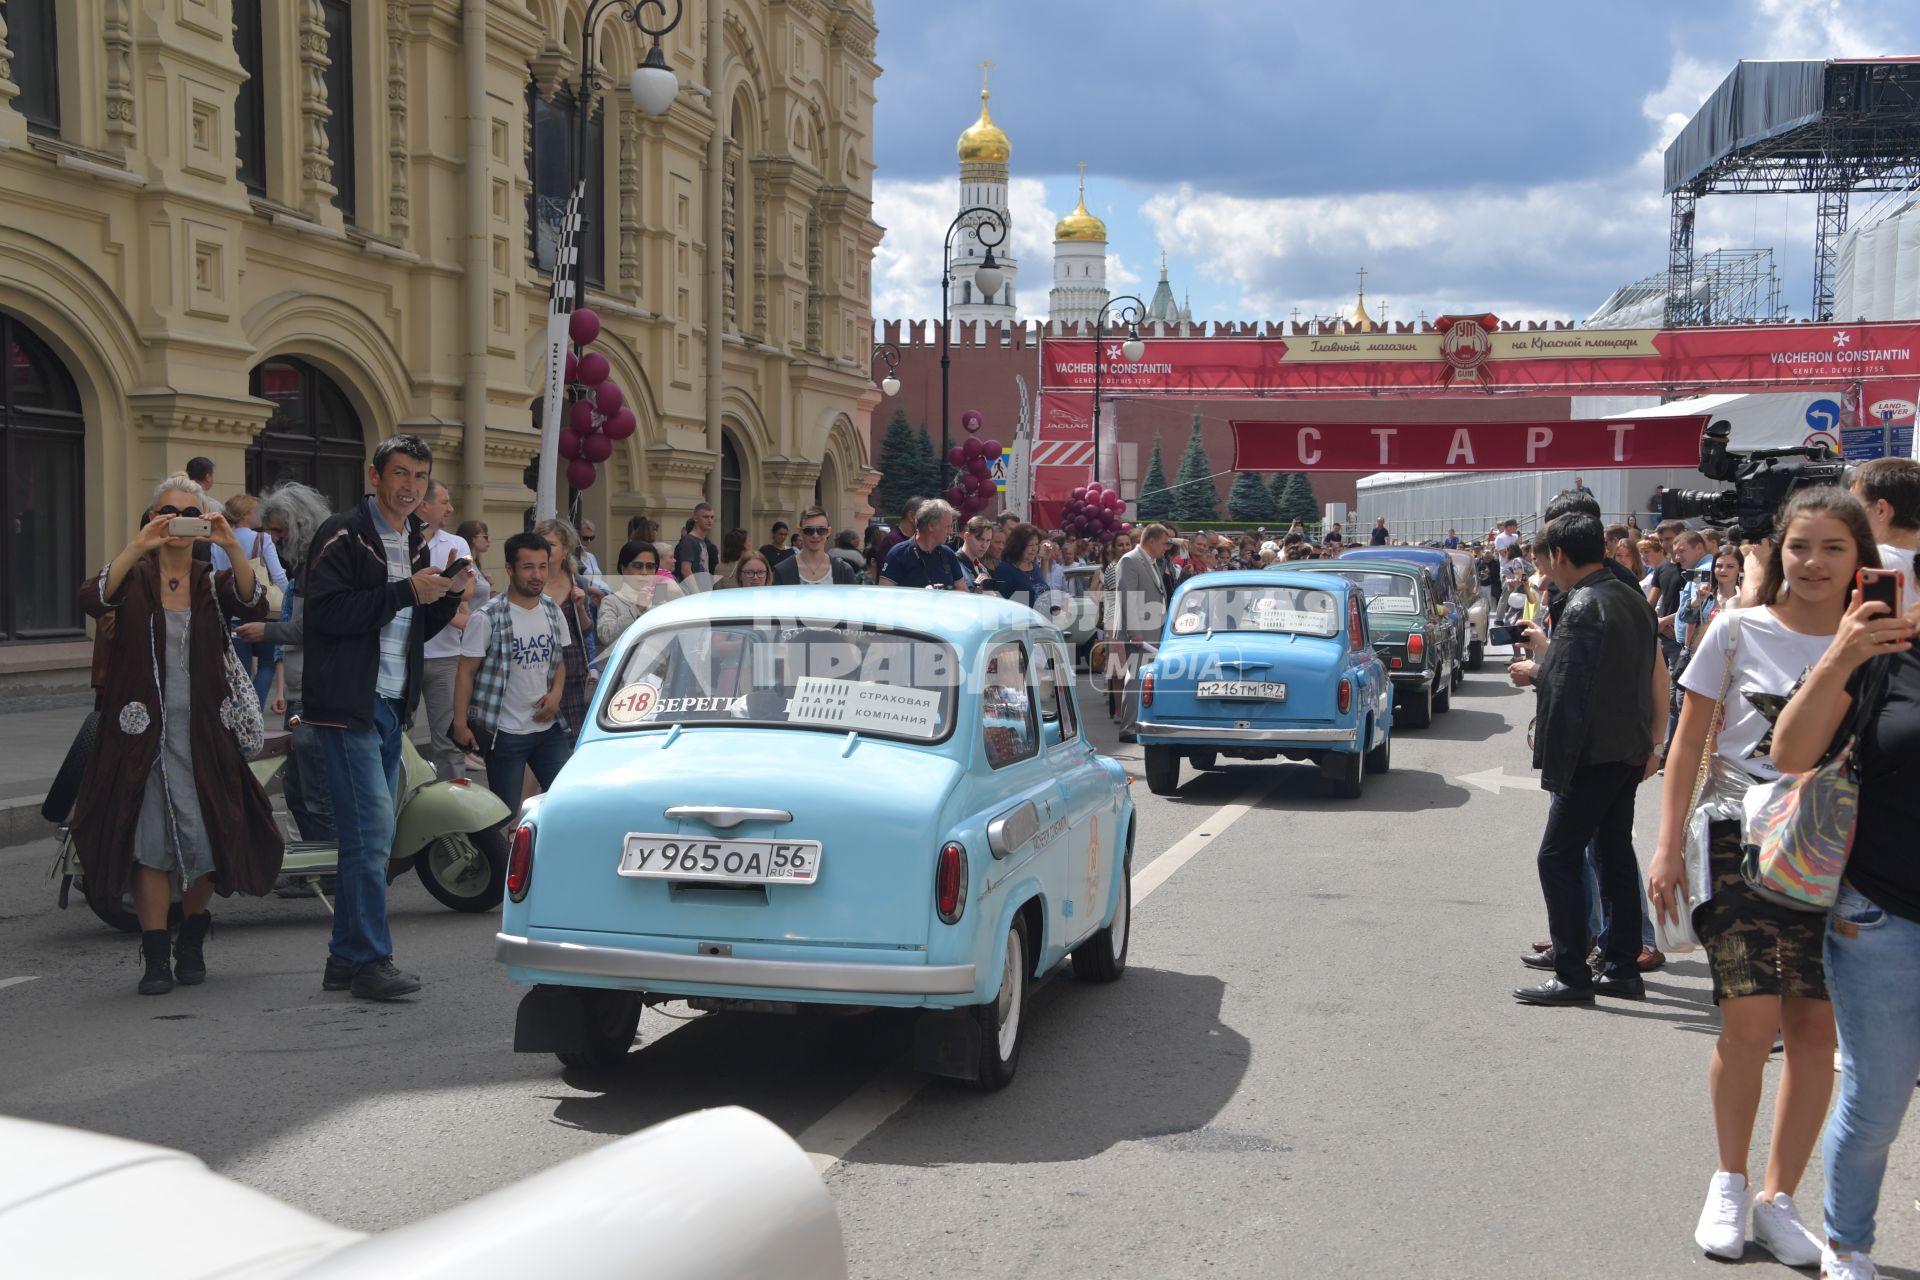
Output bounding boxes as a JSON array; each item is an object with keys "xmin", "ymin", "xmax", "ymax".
[{"xmin": 1697, "ymin": 819, "xmax": 1828, "ymax": 1004}]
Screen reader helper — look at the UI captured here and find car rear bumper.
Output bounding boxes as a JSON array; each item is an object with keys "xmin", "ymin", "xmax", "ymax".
[
  {"xmin": 1387, "ymin": 670, "xmax": 1431, "ymax": 687},
  {"xmin": 1136, "ymin": 721, "xmax": 1358, "ymax": 746},
  {"xmin": 496, "ymin": 932, "xmax": 978, "ymax": 996}
]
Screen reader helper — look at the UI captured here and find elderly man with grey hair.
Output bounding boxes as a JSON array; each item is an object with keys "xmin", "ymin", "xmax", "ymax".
[{"xmin": 879, "ymin": 497, "xmax": 969, "ymax": 589}]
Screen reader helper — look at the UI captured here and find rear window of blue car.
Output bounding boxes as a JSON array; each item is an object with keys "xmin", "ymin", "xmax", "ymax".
[
  {"xmin": 1169, "ymin": 586, "xmax": 1342, "ymax": 637},
  {"xmin": 598, "ymin": 622, "xmax": 959, "ymax": 743}
]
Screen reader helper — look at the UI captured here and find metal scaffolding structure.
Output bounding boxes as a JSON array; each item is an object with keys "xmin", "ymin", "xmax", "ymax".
[
  {"xmin": 1664, "ymin": 58, "xmax": 1920, "ymax": 326},
  {"xmin": 1590, "ymin": 248, "xmax": 1786, "ymax": 330}
]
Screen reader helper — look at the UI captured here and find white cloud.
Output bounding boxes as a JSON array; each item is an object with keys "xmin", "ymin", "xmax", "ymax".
[{"xmin": 871, "ymin": 176, "xmax": 1060, "ymax": 321}]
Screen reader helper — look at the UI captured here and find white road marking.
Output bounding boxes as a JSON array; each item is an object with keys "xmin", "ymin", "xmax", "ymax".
[
  {"xmin": 0, "ymin": 976, "xmax": 39, "ymax": 992},
  {"xmin": 1456, "ymin": 766, "xmax": 1544, "ymax": 796},
  {"xmin": 798, "ymin": 778, "xmax": 1273, "ymax": 1174}
]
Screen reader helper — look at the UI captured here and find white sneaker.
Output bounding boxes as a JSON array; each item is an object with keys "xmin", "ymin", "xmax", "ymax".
[
  {"xmin": 1752, "ymin": 1192, "xmax": 1823, "ymax": 1268},
  {"xmin": 1695, "ymin": 1170, "xmax": 1750, "ymax": 1259},
  {"xmin": 1822, "ymin": 1245, "xmax": 1878, "ymax": 1279}
]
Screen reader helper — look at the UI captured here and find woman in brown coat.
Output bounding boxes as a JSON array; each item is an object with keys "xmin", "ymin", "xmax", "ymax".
[{"xmin": 75, "ymin": 477, "xmax": 286, "ymax": 995}]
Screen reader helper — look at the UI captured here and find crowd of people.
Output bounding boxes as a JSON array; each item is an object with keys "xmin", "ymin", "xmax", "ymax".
[{"xmin": 1501, "ymin": 458, "xmax": 1920, "ymax": 1278}]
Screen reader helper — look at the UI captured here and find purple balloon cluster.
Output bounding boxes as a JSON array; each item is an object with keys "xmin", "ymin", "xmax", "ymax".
[
  {"xmin": 1062, "ymin": 482, "xmax": 1131, "ymax": 544},
  {"xmin": 942, "ymin": 429, "xmax": 1002, "ymax": 518},
  {"xmin": 553, "ymin": 308, "xmax": 637, "ymax": 491}
]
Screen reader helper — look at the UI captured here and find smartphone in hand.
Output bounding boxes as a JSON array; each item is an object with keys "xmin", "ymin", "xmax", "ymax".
[
  {"xmin": 1856, "ymin": 567, "xmax": 1904, "ymax": 616},
  {"xmin": 168, "ymin": 516, "xmax": 212, "ymax": 538},
  {"xmin": 440, "ymin": 557, "xmax": 472, "ymax": 579}
]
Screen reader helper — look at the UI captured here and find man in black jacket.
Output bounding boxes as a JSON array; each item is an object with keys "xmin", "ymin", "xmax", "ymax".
[
  {"xmin": 1512, "ymin": 512, "xmax": 1659, "ymax": 1006},
  {"xmin": 305, "ymin": 436, "xmax": 469, "ymax": 1001}
]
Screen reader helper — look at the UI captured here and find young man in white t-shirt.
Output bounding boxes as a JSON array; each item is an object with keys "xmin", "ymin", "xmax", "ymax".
[
  {"xmin": 1850, "ymin": 455, "xmax": 1920, "ymax": 590},
  {"xmin": 451, "ymin": 532, "xmax": 569, "ymax": 821}
]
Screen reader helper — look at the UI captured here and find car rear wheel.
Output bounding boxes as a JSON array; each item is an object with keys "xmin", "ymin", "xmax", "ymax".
[
  {"xmin": 1143, "ymin": 745, "xmax": 1180, "ymax": 795},
  {"xmin": 1072, "ymin": 848, "xmax": 1130, "ymax": 983},
  {"xmin": 1188, "ymin": 749, "xmax": 1219, "ymax": 771},
  {"xmin": 1321, "ymin": 741, "xmax": 1364, "ymax": 799},
  {"xmin": 556, "ymin": 990, "xmax": 642, "ymax": 1070},
  {"xmin": 1399, "ymin": 682, "xmax": 1433, "ymax": 729},
  {"xmin": 1434, "ymin": 674, "xmax": 1453, "ymax": 715},
  {"xmin": 1468, "ymin": 640, "xmax": 1485, "ymax": 671},
  {"xmin": 1365, "ymin": 722, "xmax": 1392, "ymax": 775},
  {"xmin": 970, "ymin": 914, "xmax": 1030, "ymax": 1090}
]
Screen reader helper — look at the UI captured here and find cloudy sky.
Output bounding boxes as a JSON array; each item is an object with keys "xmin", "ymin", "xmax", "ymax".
[{"xmin": 868, "ymin": 0, "xmax": 1912, "ymax": 328}]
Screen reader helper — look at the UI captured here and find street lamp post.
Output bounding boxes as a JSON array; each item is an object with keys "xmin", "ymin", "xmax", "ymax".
[
  {"xmin": 940, "ymin": 205, "xmax": 1006, "ymax": 491},
  {"xmin": 536, "ymin": 0, "xmax": 684, "ymax": 522},
  {"xmin": 1091, "ymin": 294, "xmax": 1146, "ymax": 492},
  {"xmin": 871, "ymin": 342, "xmax": 901, "ymax": 398}
]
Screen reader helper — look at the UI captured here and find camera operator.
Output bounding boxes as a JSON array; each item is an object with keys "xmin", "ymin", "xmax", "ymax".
[{"xmin": 1850, "ymin": 456, "xmax": 1920, "ymax": 586}]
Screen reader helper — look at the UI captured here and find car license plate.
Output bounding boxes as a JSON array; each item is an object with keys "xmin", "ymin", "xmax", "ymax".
[
  {"xmin": 617, "ymin": 834, "xmax": 822, "ymax": 885},
  {"xmin": 1196, "ymin": 680, "xmax": 1287, "ymax": 701}
]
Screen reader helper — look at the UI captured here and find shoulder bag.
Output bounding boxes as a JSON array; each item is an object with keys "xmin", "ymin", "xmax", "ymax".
[
  {"xmin": 1739, "ymin": 651, "xmax": 1892, "ymax": 912},
  {"xmin": 1655, "ymin": 610, "xmax": 1750, "ymax": 954}
]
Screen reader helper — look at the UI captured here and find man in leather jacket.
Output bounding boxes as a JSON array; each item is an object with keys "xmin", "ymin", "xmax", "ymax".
[{"xmin": 1511, "ymin": 512, "xmax": 1660, "ymax": 1006}]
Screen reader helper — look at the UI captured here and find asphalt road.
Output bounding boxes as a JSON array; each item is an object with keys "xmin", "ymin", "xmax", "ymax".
[{"xmin": 5, "ymin": 656, "xmax": 1919, "ymax": 1279}]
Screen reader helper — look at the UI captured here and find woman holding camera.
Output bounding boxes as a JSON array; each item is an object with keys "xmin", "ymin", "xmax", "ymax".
[
  {"xmin": 1770, "ymin": 561, "xmax": 1919, "ymax": 1280},
  {"xmin": 74, "ymin": 478, "xmax": 286, "ymax": 995},
  {"xmin": 1648, "ymin": 488, "xmax": 1874, "ymax": 1265}
]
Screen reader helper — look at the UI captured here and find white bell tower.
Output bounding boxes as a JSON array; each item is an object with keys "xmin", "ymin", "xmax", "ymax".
[
  {"xmin": 1050, "ymin": 161, "xmax": 1109, "ymax": 327},
  {"xmin": 952, "ymin": 62, "xmax": 1018, "ymax": 326}
]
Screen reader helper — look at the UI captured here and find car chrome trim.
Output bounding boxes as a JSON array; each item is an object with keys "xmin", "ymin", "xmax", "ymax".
[
  {"xmin": 1136, "ymin": 721, "xmax": 1358, "ymax": 745},
  {"xmin": 497, "ymin": 933, "xmax": 978, "ymax": 995},
  {"xmin": 987, "ymin": 800, "xmax": 1040, "ymax": 859},
  {"xmin": 663, "ymin": 805, "xmax": 793, "ymax": 829}
]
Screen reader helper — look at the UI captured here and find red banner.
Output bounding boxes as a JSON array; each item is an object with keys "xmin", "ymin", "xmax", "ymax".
[
  {"xmin": 1032, "ymin": 392, "xmax": 1096, "ymax": 528},
  {"xmin": 1229, "ymin": 416, "xmax": 1709, "ymax": 472},
  {"xmin": 1041, "ymin": 322, "xmax": 1920, "ymax": 398}
]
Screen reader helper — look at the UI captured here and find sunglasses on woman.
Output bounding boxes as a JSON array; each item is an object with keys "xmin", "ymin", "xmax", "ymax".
[
  {"xmin": 632, "ymin": 560, "xmax": 658, "ymax": 573},
  {"xmin": 154, "ymin": 505, "xmax": 204, "ymax": 519}
]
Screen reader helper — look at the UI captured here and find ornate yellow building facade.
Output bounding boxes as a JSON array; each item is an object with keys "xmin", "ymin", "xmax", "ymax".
[{"xmin": 0, "ymin": 0, "xmax": 881, "ymax": 674}]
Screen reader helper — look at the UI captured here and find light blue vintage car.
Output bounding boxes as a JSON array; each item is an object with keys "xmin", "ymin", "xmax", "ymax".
[
  {"xmin": 498, "ymin": 586, "xmax": 1135, "ymax": 1090},
  {"xmin": 1136, "ymin": 570, "xmax": 1392, "ymax": 799}
]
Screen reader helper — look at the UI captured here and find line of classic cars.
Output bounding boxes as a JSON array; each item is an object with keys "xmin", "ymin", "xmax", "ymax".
[{"xmin": 494, "ymin": 557, "xmax": 1487, "ymax": 1088}]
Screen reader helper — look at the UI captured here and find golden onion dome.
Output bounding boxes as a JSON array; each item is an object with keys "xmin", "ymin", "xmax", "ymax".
[
  {"xmin": 1055, "ymin": 195, "xmax": 1106, "ymax": 243},
  {"xmin": 956, "ymin": 87, "xmax": 1011, "ymax": 164}
]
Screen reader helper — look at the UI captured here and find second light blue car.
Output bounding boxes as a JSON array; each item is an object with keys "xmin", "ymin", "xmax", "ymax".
[{"xmin": 1136, "ymin": 570, "xmax": 1392, "ymax": 798}]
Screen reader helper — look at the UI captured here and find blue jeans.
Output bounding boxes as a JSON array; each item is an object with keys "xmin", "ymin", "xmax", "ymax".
[
  {"xmin": 1584, "ymin": 842, "xmax": 1655, "ymax": 952},
  {"xmin": 237, "ymin": 637, "xmax": 278, "ymax": 705},
  {"xmin": 281, "ymin": 700, "xmax": 335, "ymax": 842},
  {"xmin": 1822, "ymin": 885, "xmax": 1920, "ymax": 1254},
  {"xmin": 481, "ymin": 724, "xmax": 573, "ymax": 825},
  {"xmin": 314, "ymin": 696, "xmax": 405, "ymax": 967}
]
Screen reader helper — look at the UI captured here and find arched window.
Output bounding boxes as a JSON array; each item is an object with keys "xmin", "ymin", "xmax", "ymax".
[
  {"xmin": 720, "ymin": 429, "xmax": 744, "ymax": 537},
  {"xmin": 247, "ymin": 357, "xmax": 365, "ymax": 512},
  {"xmin": 1, "ymin": 312, "xmax": 85, "ymax": 638}
]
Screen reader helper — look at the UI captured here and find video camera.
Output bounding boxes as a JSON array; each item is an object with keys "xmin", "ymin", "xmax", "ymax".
[{"xmin": 1659, "ymin": 419, "xmax": 1850, "ymax": 541}]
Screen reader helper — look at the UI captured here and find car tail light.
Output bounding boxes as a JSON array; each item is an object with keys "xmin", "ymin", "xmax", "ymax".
[
  {"xmin": 1408, "ymin": 632, "xmax": 1425, "ymax": 661},
  {"xmin": 1338, "ymin": 678, "xmax": 1352, "ymax": 715},
  {"xmin": 1142, "ymin": 672, "xmax": 1154, "ymax": 707},
  {"xmin": 935, "ymin": 841, "xmax": 968, "ymax": 924},
  {"xmin": 507, "ymin": 823, "xmax": 535, "ymax": 902},
  {"xmin": 1390, "ymin": 656, "xmax": 1402, "ymax": 669}
]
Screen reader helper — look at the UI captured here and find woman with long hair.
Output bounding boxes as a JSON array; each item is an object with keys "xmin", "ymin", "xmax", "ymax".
[
  {"xmin": 988, "ymin": 523, "xmax": 1049, "ymax": 610},
  {"xmin": 1648, "ymin": 487, "xmax": 1876, "ymax": 1265},
  {"xmin": 1609, "ymin": 525, "xmax": 1645, "ymax": 580},
  {"xmin": 456, "ymin": 519, "xmax": 493, "ymax": 604},
  {"xmin": 533, "ymin": 518, "xmax": 595, "ymax": 731},
  {"xmin": 1771, "ymin": 532, "xmax": 1920, "ymax": 1280},
  {"xmin": 250, "ymin": 482, "xmax": 336, "ymax": 841},
  {"xmin": 730, "ymin": 550, "xmax": 773, "ymax": 588},
  {"xmin": 74, "ymin": 477, "xmax": 284, "ymax": 994}
]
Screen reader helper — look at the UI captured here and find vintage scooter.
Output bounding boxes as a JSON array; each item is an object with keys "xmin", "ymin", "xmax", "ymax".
[{"xmin": 48, "ymin": 719, "xmax": 512, "ymax": 933}]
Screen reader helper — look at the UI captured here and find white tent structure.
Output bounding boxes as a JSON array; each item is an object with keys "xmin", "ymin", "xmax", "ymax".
[{"xmin": 1834, "ymin": 202, "xmax": 1920, "ymax": 323}]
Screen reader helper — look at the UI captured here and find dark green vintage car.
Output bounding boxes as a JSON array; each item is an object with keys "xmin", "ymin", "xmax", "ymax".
[{"xmin": 1288, "ymin": 561, "xmax": 1453, "ymax": 728}]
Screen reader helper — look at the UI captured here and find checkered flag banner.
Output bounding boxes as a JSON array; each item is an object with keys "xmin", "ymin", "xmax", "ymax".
[{"xmin": 535, "ymin": 181, "xmax": 587, "ymax": 523}]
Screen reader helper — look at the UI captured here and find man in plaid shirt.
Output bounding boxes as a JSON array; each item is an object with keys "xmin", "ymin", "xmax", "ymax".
[{"xmin": 451, "ymin": 532, "xmax": 571, "ymax": 822}]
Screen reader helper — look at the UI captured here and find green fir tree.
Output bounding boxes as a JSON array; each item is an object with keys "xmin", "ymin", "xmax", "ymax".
[
  {"xmin": 1171, "ymin": 416, "xmax": 1219, "ymax": 524},
  {"xmin": 1136, "ymin": 433, "xmax": 1172, "ymax": 521},
  {"xmin": 914, "ymin": 424, "xmax": 945, "ymax": 501},
  {"xmin": 873, "ymin": 409, "xmax": 923, "ymax": 515},
  {"xmin": 1228, "ymin": 470, "xmax": 1279, "ymax": 522},
  {"xmin": 1267, "ymin": 471, "xmax": 1291, "ymax": 512},
  {"xmin": 1278, "ymin": 472, "xmax": 1321, "ymax": 523}
]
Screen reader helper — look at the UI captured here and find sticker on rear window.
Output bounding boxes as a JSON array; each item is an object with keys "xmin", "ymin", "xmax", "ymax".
[
  {"xmin": 604, "ymin": 679, "xmax": 662, "ymax": 724},
  {"xmin": 789, "ymin": 675, "xmax": 942, "ymax": 734},
  {"xmin": 1172, "ymin": 612, "xmax": 1203, "ymax": 635}
]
